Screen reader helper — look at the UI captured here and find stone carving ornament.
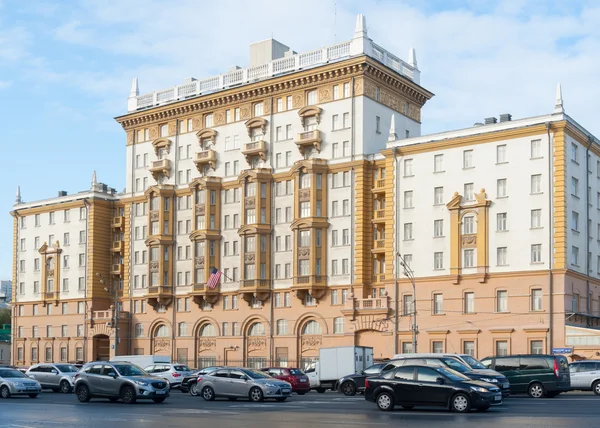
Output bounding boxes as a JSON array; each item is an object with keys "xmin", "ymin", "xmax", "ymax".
[{"xmin": 301, "ymin": 335, "xmax": 322, "ymax": 349}]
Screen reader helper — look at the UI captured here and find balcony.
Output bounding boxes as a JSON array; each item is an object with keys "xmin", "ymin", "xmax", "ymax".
[
  {"xmin": 238, "ymin": 279, "xmax": 270, "ymax": 305},
  {"xmin": 372, "ymin": 179, "xmax": 386, "ymax": 194},
  {"xmin": 112, "ymin": 216, "xmax": 124, "ymax": 228},
  {"xmin": 111, "ymin": 241, "xmax": 123, "ymax": 253},
  {"xmin": 373, "ymin": 273, "xmax": 386, "ymax": 283},
  {"xmin": 89, "ymin": 310, "xmax": 130, "ymax": 326},
  {"xmin": 372, "ymin": 209, "xmax": 386, "ymax": 224},
  {"xmin": 292, "ymin": 275, "xmax": 327, "ymax": 301},
  {"xmin": 149, "ymin": 159, "xmax": 171, "ymax": 180},
  {"xmin": 242, "ymin": 140, "xmax": 267, "ymax": 163},
  {"xmin": 295, "ymin": 130, "xmax": 322, "ymax": 155},
  {"xmin": 147, "ymin": 285, "xmax": 173, "ymax": 308},
  {"xmin": 111, "ymin": 264, "xmax": 123, "ymax": 275},
  {"xmin": 43, "ymin": 291, "xmax": 58, "ymax": 306},
  {"xmin": 371, "ymin": 239, "xmax": 386, "ymax": 254},
  {"xmin": 342, "ymin": 296, "xmax": 391, "ymax": 318},
  {"xmin": 193, "ymin": 150, "xmax": 217, "ymax": 171},
  {"xmin": 190, "ymin": 283, "xmax": 219, "ymax": 306}
]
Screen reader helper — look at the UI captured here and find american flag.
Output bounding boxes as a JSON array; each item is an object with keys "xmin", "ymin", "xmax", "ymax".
[{"xmin": 207, "ymin": 267, "xmax": 222, "ymax": 289}]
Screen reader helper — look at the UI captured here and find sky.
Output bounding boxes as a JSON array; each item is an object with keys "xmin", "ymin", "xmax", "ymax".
[{"xmin": 2, "ymin": 0, "xmax": 600, "ymax": 279}]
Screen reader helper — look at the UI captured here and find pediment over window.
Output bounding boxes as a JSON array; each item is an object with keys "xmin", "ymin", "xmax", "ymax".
[
  {"xmin": 152, "ymin": 138, "xmax": 172, "ymax": 156},
  {"xmin": 298, "ymin": 106, "xmax": 322, "ymax": 126},
  {"xmin": 244, "ymin": 117, "xmax": 268, "ymax": 136},
  {"xmin": 196, "ymin": 129, "xmax": 217, "ymax": 145}
]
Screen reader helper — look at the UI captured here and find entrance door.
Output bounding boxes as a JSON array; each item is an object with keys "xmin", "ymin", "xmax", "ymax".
[{"xmin": 93, "ymin": 335, "xmax": 110, "ymax": 361}]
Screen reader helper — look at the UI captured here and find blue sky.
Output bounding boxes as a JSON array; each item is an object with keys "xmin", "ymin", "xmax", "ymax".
[{"xmin": 2, "ymin": 0, "xmax": 600, "ymax": 279}]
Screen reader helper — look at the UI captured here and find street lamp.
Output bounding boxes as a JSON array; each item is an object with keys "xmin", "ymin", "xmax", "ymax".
[
  {"xmin": 397, "ymin": 253, "xmax": 417, "ymax": 353},
  {"xmin": 96, "ymin": 273, "xmax": 119, "ymax": 358}
]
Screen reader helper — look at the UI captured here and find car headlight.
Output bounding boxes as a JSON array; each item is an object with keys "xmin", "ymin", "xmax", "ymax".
[
  {"xmin": 479, "ymin": 378, "xmax": 498, "ymax": 383},
  {"xmin": 264, "ymin": 383, "xmax": 277, "ymax": 388},
  {"xmin": 134, "ymin": 380, "xmax": 148, "ymax": 386},
  {"xmin": 470, "ymin": 386, "xmax": 488, "ymax": 393},
  {"xmin": 12, "ymin": 381, "xmax": 24, "ymax": 387}
]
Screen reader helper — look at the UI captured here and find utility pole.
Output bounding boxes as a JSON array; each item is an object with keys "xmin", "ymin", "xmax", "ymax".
[{"xmin": 398, "ymin": 253, "xmax": 417, "ymax": 353}]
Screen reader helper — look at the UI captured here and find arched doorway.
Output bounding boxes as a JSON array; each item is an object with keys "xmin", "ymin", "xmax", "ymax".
[
  {"xmin": 196, "ymin": 323, "xmax": 217, "ymax": 368},
  {"xmin": 152, "ymin": 324, "xmax": 171, "ymax": 356},
  {"xmin": 246, "ymin": 321, "xmax": 267, "ymax": 368},
  {"xmin": 299, "ymin": 320, "xmax": 322, "ymax": 371},
  {"xmin": 92, "ymin": 334, "xmax": 110, "ymax": 361}
]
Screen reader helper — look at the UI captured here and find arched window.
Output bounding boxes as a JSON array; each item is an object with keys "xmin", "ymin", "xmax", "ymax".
[
  {"xmin": 248, "ymin": 322, "xmax": 265, "ymax": 336},
  {"xmin": 302, "ymin": 320, "xmax": 322, "ymax": 335},
  {"xmin": 47, "ymin": 257, "xmax": 55, "ymax": 272},
  {"xmin": 155, "ymin": 325, "xmax": 169, "ymax": 337},
  {"xmin": 199, "ymin": 324, "xmax": 216, "ymax": 337}
]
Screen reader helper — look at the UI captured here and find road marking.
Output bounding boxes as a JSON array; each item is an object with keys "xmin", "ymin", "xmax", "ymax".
[{"xmin": 161, "ymin": 409, "xmax": 240, "ymax": 415}]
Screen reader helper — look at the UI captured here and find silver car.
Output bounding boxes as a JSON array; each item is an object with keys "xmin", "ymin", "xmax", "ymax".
[
  {"xmin": 197, "ymin": 367, "xmax": 292, "ymax": 402},
  {"xmin": 569, "ymin": 361, "xmax": 600, "ymax": 395},
  {"xmin": 0, "ymin": 368, "xmax": 42, "ymax": 398},
  {"xmin": 74, "ymin": 361, "xmax": 169, "ymax": 404},
  {"xmin": 144, "ymin": 363, "xmax": 193, "ymax": 388},
  {"xmin": 26, "ymin": 363, "xmax": 80, "ymax": 393}
]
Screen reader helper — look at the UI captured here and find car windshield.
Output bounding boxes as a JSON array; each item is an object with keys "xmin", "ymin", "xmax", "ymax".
[
  {"xmin": 440, "ymin": 358, "xmax": 471, "ymax": 373},
  {"xmin": 461, "ymin": 355, "xmax": 486, "ymax": 370},
  {"xmin": 55, "ymin": 364, "xmax": 79, "ymax": 373},
  {"xmin": 0, "ymin": 369, "xmax": 27, "ymax": 379},
  {"xmin": 113, "ymin": 364, "xmax": 147, "ymax": 377},
  {"xmin": 437, "ymin": 367, "xmax": 471, "ymax": 382},
  {"xmin": 289, "ymin": 369, "xmax": 304, "ymax": 375},
  {"xmin": 174, "ymin": 365, "xmax": 192, "ymax": 372},
  {"xmin": 363, "ymin": 363, "xmax": 385, "ymax": 374},
  {"xmin": 243, "ymin": 369, "xmax": 272, "ymax": 379}
]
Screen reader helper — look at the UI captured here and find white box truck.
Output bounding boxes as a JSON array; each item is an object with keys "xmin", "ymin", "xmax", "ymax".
[
  {"xmin": 305, "ymin": 346, "xmax": 373, "ymax": 392},
  {"xmin": 110, "ymin": 355, "xmax": 171, "ymax": 370}
]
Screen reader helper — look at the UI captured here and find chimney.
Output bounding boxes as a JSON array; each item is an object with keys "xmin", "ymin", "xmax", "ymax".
[
  {"xmin": 484, "ymin": 117, "xmax": 498, "ymax": 125},
  {"xmin": 58, "ymin": 191, "xmax": 67, "ymax": 197},
  {"xmin": 499, "ymin": 113, "xmax": 512, "ymax": 123}
]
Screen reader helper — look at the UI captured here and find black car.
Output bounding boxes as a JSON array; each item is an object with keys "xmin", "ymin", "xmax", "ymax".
[
  {"xmin": 338, "ymin": 362, "xmax": 403, "ymax": 396},
  {"xmin": 180, "ymin": 366, "xmax": 223, "ymax": 395},
  {"xmin": 393, "ymin": 356, "xmax": 510, "ymax": 397},
  {"xmin": 365, "ymin": 365, "xmax": 503, "ymax": 413}
]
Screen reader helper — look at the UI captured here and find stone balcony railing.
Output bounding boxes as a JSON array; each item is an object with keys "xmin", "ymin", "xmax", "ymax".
[{"xmin": 345, "ymin": 297, "xmax": 390, "ymax": 311}]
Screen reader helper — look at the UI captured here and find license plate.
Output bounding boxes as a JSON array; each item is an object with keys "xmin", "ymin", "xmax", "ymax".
[
  {"xmin": 282, "ymin": 389, "xmax": 291, "ymax": 394},
  {"xmin": 493, "ymin": 394, "xmax": 502, "ymax": 401},
  {"xmin": 300, "ymin": 379, "xmax": 307, "ymax": 382},
  {"xmin": 156, "ymin": 390, "xmax": 166, "ymax": 395},
  {"xmin": 26, "ymin": 387, "xmax": 38, "ymax": 391},
  {"xmin": 502, "ymin": 383, "xmax": 509, "ymax": 389}
]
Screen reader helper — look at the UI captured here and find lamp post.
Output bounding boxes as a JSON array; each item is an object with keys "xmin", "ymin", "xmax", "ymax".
[
  {"xmin": 96, "ymin": 273, "xmax": 119, "ymax": 358},
  {"xmin": 398, "ymin": 253, "xmax": 417, "ymax": 353}
]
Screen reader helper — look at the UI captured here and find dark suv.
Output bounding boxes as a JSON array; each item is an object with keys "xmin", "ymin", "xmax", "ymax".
[
  {"xmin": 481, "ymin": 355, "xmax": 570, "ymax": 398},
  {"xmin": 74, "ymin": 361, "xmax": 170, "ymax": 404}
]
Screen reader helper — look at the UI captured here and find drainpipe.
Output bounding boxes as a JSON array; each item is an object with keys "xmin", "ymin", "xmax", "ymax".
[
  {"xmin": 393, "ymin": 148, "xmax": 400, "ymax": 355},
  {"xmin": 12, "ymin": 210, "xmax": 20, "ymax": 365},
  {"xmin": 351, "ymin": 77, "xmax": 356, "ymax": 160},
  {"xmin": 546, "ymin": 123, "xmax": 554, "ymax": 353},
  {"xmin": 83, "ymin": 198, "xmax": 90, "ymax": 361},
  {"xmin": 586, "ymin": 136, "xmax": 593, "ymax": 324},
  {"xmin": 128, "ymin": 132, "xmax": 136, "ymax": 355},
  {"xmin": 269, "ymin": 96, "xmax": 275, "ymax": 365},
  {"xmin": 172, "ymin": 119, "xmax": 180, "ymax": 362}
]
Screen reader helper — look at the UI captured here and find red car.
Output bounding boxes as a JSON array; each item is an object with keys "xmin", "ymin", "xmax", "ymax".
[{"xmin": 261, "ymin": 367, "xmax": 311, "ymax": 394}]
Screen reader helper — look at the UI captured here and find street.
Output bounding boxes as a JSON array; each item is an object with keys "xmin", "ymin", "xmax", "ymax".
[{"xmin": 1, "ymin": 391, "xmax": 599, "ymax": 428}]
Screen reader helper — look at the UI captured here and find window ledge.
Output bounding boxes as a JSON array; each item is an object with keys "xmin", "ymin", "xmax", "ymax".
[
  {"xmin": 496, "ymin": 162, "xmax": 509, "ymax": 165},
  {"xmin": 463, "ymin": 166, "xmax": 475, "ymax": 170},
  {"xmin": 530, "ymin": 262, "xmax": 545, "ymax": 265},
  {"xmin": 433, "ymin": 170, "xmax": 446, "ymax": 174},
  {"xmin": 496, "ymin": 196, "xmax": 509, "ymax": 199},
  {"xmin": 403, "ymin": 175, "xmax": 415, "ymax": 178},
  {"xmin": 404, "ymin": 207, "xmax": 415, "ymax": 210},
  {"xmin": 530, "ymin": 192, "xmax": 544, "ymax": 195},
  {"xmin": 433, "ymin": 235, "xmax": 445, "ymax": 239},
  {"xmin": 432, "ymin": 313, "xmax": 446, "ymax": 316},
  {"xmin": 496, "ymin": 264, "xmax": 509, "ymax": 267},
  {"xmin": 496, "ymin": 229, "xmax": 509, "ymax": 233},
  {"xmin": 530, "ymin": 227, "xmax": 544, "ymax": 230}
]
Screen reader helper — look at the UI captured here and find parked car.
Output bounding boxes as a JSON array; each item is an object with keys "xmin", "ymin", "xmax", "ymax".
[
  {"xmin": 260, "ymin": 367, "xmax": 311, "ymax": 395},
  {"xmin": 365, "ymin": 364, "xmax": 502, "ymax": 412},
  {"xmin": 197, "ymin": 367, "xmax": 292, "ymax": 402},
  {"xmin": 110, "ymin": 355, "xmax": 171, "ymax": 370},
  {"xmin": 26, "ymin": 363, "xmax": 80, "ymax": 393},
  {"xmin": 337, "ymin": 361, "xmax": 404, "ymax": 396},
  {"xmin": 481, "ymin": 354, "xmax": 570, "ymax": 398},
  {"xmin": 143, "ymin": 363, "xmax": 193, "ymax": 389},
  {"xmin": 181, "ymin": 366, "xmax": 223, "ymax": 395},
  {"xmin": 74, "ymin": 361, "xmax": 169, "ymax": 404},
  {"xmin": 392, "ymin": 354, "xmax": 510, "ymax": 397},
  {"xmin": 569, "ymin": 360, "xmax": 600, "ymax": 395},
  {"xmin": 0, "ymin": 367, "xmax": 42, "ymax": 398}
]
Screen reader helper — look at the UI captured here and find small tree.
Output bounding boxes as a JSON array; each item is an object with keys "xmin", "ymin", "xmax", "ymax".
[{"xmin": 0, "ymin": 308, "xmax": 10, "ymax": 327}]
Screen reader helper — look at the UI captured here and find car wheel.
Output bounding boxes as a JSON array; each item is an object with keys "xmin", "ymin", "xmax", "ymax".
[
  {"xmin": 109, "ymin": 397, "xmax": 119, "ymax": 403},
  {"xmin": 249, "ymin": 387, "xmax": 264, "ymax": 402},
  {"xmin": 528, "ymin": 382, "xmax": 545, "ymax": 399},
  {"xmin": 593, "ymin": 381, "xmax": 600, "ymax": 396},
  {"xmin": 60, "ymin": 380, "xmax": 72, "ymax": 394},
  {"xmin": 121, "ymin": 386, "xmax": 137, "ymax": 404},
  {"xmin": 477, "ymin": 405, "xmax": 490, "ymax": 412},
  {"xmin": 202, "ymin": 386, "xmax": 215, "ymax": 401},
  {"xmin": 451, "ymin": 393, "xmax": 471, "ymax": 413},
  {"xmin": 401, "ymin": 405, "xmax": 414, "ymax": 410},
  {"xmin": 76, "ymin": 385, "xmax": 91, "ymax": 403},
  {"xmin": 316, "ymin": 388, "xmax": 326, "ymax": 394},
  {"xmin": 1, "ymin": 385, "xmax": 11, "ymax": 399},
  {"xmin": 152, "ymin": 398, "xmax": 166, "ymax": 403},
  {"xmin": 189, "ymin": 382, "xmax": 199, "ymax": 397},
  {"xmin": 376, "ymin": 392, "xmax": 394, "ymax": 411},
  {"xmin": 341, "ymin": 381, "xmax": 357, "ymax": 396},
  {"xmin": 276, "ymin": 397, "xmax": 287, "ymax": 402}
]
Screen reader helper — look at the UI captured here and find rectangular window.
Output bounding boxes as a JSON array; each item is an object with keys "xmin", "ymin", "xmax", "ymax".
[
  {"xmin": 497, "ymin": 247, "xmax": 507, "ymax": 266},
  {"xmin": 572, "ymin": 211, "xmax": 579, "ymax": 231},
  {"xmin": 434, "ymin": 187, "xmax": 443, "ymax": 205},
  {"xmin": 571, "ymin": 142, "xmax": 579, "ymax": 162},
  {"xmin": 464, "ymin": 292, "xmax": 475, "ymax": 313},
  {"xmin": 531, "ymin": 139, "xmax": 542, "ymax": 158},
  {"xmin": 531, "ymin": 289, "xmax": 543, "ymax": 311},
  {"xmin": 307, "ymin": 90, "xmax": 317, "ymax": 105},
  {"xmin": 463, "ymin": 341, "xmax": 475, "ymax": 356},
  {"xmin": 434, "ymin": 154, "xmax": 444, "ymax": 172},
  {"xmin": 531, "ymin": 174, "xmax": 542, "ymax": 194},
  {"xmin": 404, "ymin": 191, "xmax": 413, "ymax": 208},
  {"xmin": 403, "ymin": 159, "xmax": 413, "ymax": 177},
  {"xmin": 571, "ymin": 176, "xmax": 579, "ymax": 196},
  {"xmin": 530, "ymin": 340, "xmax": 544, "ymax": 355},
  {"xmin": 464, "ymin": 183, "xmax": 474, "ymax": 201},
  {"xmin": 496, "ymin": 213, "xmax": 507, "ymax": 231},
  {"xmin": 463, "ymin": 150, "xmax": 473, "ymax": 168},
  {"xmin": 434, "ymin": 252, "xmax": 443, "ymax": 270},
  {"xmin": 342, "ymin": 259, "xmax": 349, "ymax": 275},
  {"xmin": 496, "ymin": 144, "xmax": 507, "ymax": 163},
  {"xmin": 531, "ymin": 244, "xmax": 542, "ymax": 263},
  {"xmin": 433, "ymin": 293, "xmax": 443, "ymax": 314},
  {"xmin": 375, "ymin": 116, "xmax": 381, "ymax": 133},
  {"xmin": 531, "ymin": 209, "xmax": 542, "ymax": 228},
  {"xmin": 463, "ymin": 249, "xmax": 474, "ymax": 268},
  {"xmin": 497, "ymin": 178, "xmax": 507, "ymax": 197},
  {"xmin": 403, "ymin": 223, "xmax": 413, "ymax": 240},
  {"xmin": 434, "ymin": 219, "xmax": 443, "ymax": 237},
  {"xmin": 571, "ymin": 246, "xmax": 579, "ymax": 266},
  {"xmin": 496, "ymin": 290, "xmax": 508, "ymax": 312}
]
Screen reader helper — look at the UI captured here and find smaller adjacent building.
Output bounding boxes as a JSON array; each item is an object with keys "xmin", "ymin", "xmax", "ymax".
[
  {"xmin": 0, "ymin": 280, "xmax": 12, "ymax": 303},
  {"xmin": 0, "ymin": 324, "xmax": 10, "ymax": 365}
]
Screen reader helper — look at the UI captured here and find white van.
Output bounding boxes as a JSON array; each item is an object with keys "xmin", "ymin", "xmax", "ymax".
[{"xmin": 110, "ymin": 355, "xmax": 171, "ymax": 370}]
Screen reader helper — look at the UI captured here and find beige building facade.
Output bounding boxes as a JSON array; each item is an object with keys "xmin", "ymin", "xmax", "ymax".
[{"xmin": 10, "ymin": 15, "xmax": 600, "ymax": 368}]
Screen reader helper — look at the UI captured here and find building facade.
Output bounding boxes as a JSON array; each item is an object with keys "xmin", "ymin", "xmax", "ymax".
[
  {"xmin": 0, "ymin": 280, "xmax": 12, "ymax": 304},
  {"xmin": 10, "ymin": 15, "xmax": 600, "ymax": 368}
]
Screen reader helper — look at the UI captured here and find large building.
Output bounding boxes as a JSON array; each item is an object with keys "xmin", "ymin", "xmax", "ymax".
[
  {"xmin": 0, "ymin": 280, "xmax": 12, "ymax": 304},
  {"xmin": 10, "ymin": 15, "xmax": 600, "ymax": 367}
]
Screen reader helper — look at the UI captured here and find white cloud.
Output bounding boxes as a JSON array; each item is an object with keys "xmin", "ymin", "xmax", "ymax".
[{"xmin": 0, "ymin": 80, "xmax": 11, "ymax": 89}]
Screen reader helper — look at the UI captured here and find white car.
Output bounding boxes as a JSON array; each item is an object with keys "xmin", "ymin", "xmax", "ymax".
[
  {"xmin": 144, "ymin": 363, "xmax": 193, "ymax": 389},
  {"xmin": 0, "ymin": 368, "xmax": 42, "ymax": 398}
]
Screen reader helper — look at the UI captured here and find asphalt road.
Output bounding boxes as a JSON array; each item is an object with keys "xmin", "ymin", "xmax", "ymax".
[{"xmin": 2, "ymin": 390, "xmax": 599, "ymax": 428}]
